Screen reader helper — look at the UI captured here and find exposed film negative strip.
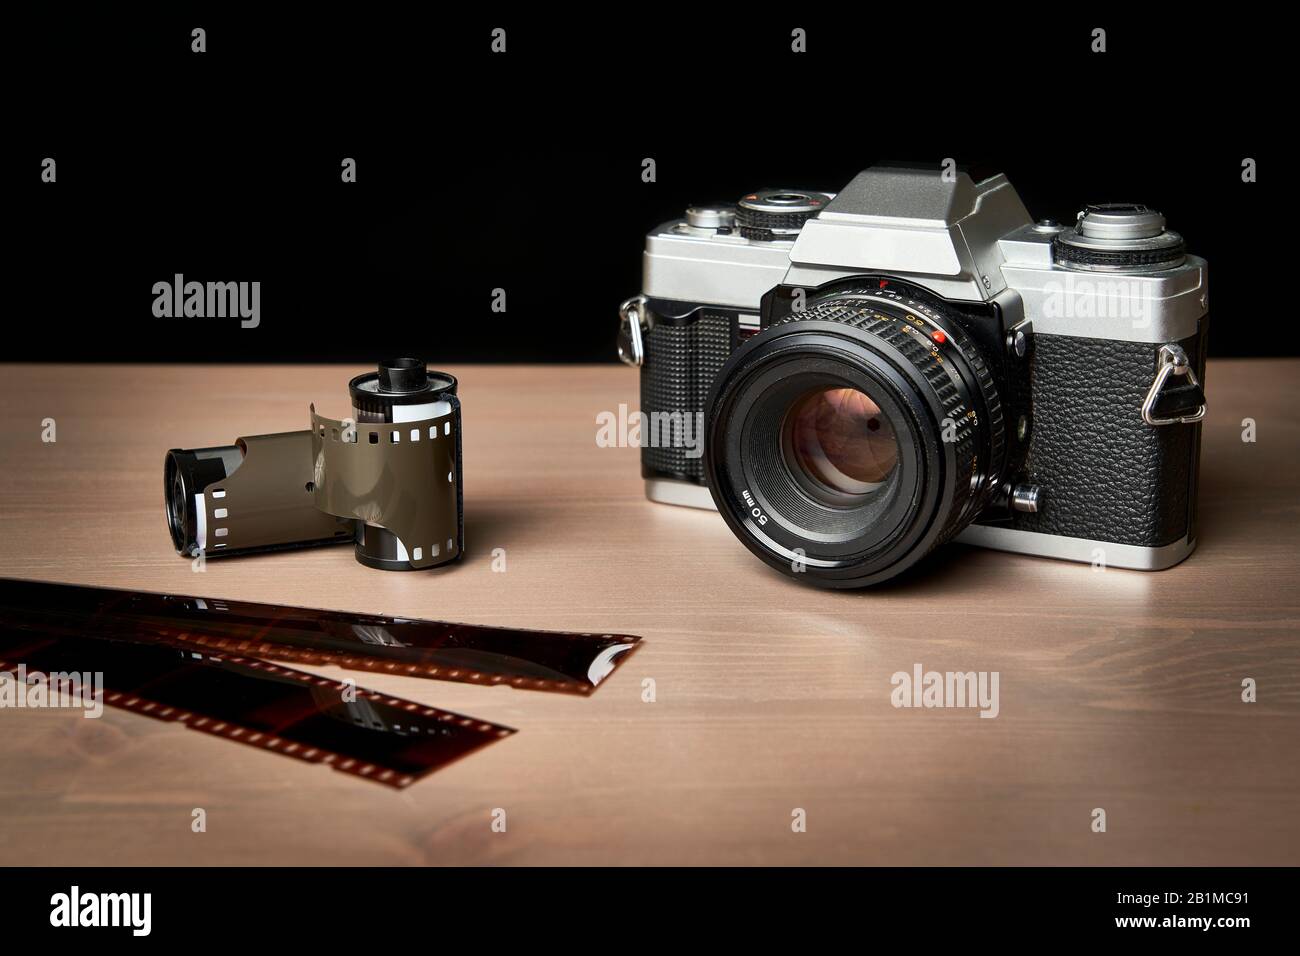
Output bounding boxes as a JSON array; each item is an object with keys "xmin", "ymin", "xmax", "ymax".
[
  {"xmin": 0, "ymin": 578, "xmax": 642, "ymax": 694},
  {"xmin": 0, "ymin": 628, "xmax": 514, "ymax": 789}
]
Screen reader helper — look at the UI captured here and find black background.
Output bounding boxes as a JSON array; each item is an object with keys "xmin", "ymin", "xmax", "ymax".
[{"xmin": 8, "ymin": 9, "xmax": 1275, "ymax": 362}]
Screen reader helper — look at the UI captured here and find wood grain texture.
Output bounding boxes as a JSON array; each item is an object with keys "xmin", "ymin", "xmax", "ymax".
[{"xmin": 0, "ymin": 361, "xmax": 1296, "ymax": 866}]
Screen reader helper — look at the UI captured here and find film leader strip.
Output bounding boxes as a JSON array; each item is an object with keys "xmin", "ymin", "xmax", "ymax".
[
  {"xmin": 0, "ymin": 578, "xmax": 641, "ymax": 694},
  {"xmin": 310, "ymin": 403, "xmax": 461, "ymax": 569},
  {"xmin": 0, "ymin": 628, "xmax": 513, "ymax": 789}
]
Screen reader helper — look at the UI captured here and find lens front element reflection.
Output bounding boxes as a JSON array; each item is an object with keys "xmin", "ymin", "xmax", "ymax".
[{"xmin": 784, "ymin": 387, "xmax": 899, "ymax": 500}]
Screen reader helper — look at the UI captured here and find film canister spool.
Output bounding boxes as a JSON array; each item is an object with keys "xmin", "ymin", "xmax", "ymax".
[{"xmin": 340, "ymin": 358, "xmax": 464, "ymax": 571}]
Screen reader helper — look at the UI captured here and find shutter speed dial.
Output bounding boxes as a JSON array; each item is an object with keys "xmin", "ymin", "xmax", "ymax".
[{"xmin": 1052, "ymin": 203, "xmax": 1186, "ymax": 271}]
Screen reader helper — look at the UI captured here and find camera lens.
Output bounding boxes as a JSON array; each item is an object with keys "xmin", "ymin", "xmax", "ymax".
[
  {"xmin": 704, "ymin": 285, "xmax": 1008, "ymax": 588},
  {"xmin": 783, "ymin": 387, "xmax": 898, "ymax": 502}
]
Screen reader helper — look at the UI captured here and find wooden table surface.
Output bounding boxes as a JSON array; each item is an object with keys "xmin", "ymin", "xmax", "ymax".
[{"xmin": 0, "ymin": 361, "xmax": 1296, "ymax": 866}]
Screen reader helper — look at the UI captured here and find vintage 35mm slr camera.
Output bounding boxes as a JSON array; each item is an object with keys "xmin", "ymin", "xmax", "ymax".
[{"xmin": 618, "ymin": 166, "xmax": 1208, "ymax": 588}]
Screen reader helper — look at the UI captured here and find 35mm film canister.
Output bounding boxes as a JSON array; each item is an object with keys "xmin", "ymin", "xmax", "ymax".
[
  {"xmin": 165, "ymin": 433, "xmax": 354, "ymax": 559},
  {"xmin": 164, "ymin": 358, "xmax": 464, "ymax": 572},
  {"xmin": 345, "ymin": 359, "xmax": 463, "ymax": 571}
]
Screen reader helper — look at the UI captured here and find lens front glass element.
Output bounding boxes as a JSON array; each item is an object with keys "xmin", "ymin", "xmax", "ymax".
[{"xmin": 783, "ymin": 387, "xmax": 898, "ymax": 504}]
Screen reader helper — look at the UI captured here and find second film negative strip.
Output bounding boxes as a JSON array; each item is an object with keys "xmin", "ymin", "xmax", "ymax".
[{"xmin": 0, "ymin": 628, "xmax": 514, "ymax": 789}]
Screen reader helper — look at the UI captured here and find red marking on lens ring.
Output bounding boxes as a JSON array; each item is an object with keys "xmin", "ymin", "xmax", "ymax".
[
  {"xmin": 931, "ymin": 330, "xmax": 947, "ymax": 344},
  {"xmin": 878, "ymin": 280, "xmax": 888, "ymax": 288}
]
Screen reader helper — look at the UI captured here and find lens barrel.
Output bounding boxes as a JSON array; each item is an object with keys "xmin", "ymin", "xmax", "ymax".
[{"xmin": 704, "ymin": 287, "xmax": 1007, "ymax": 587}]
